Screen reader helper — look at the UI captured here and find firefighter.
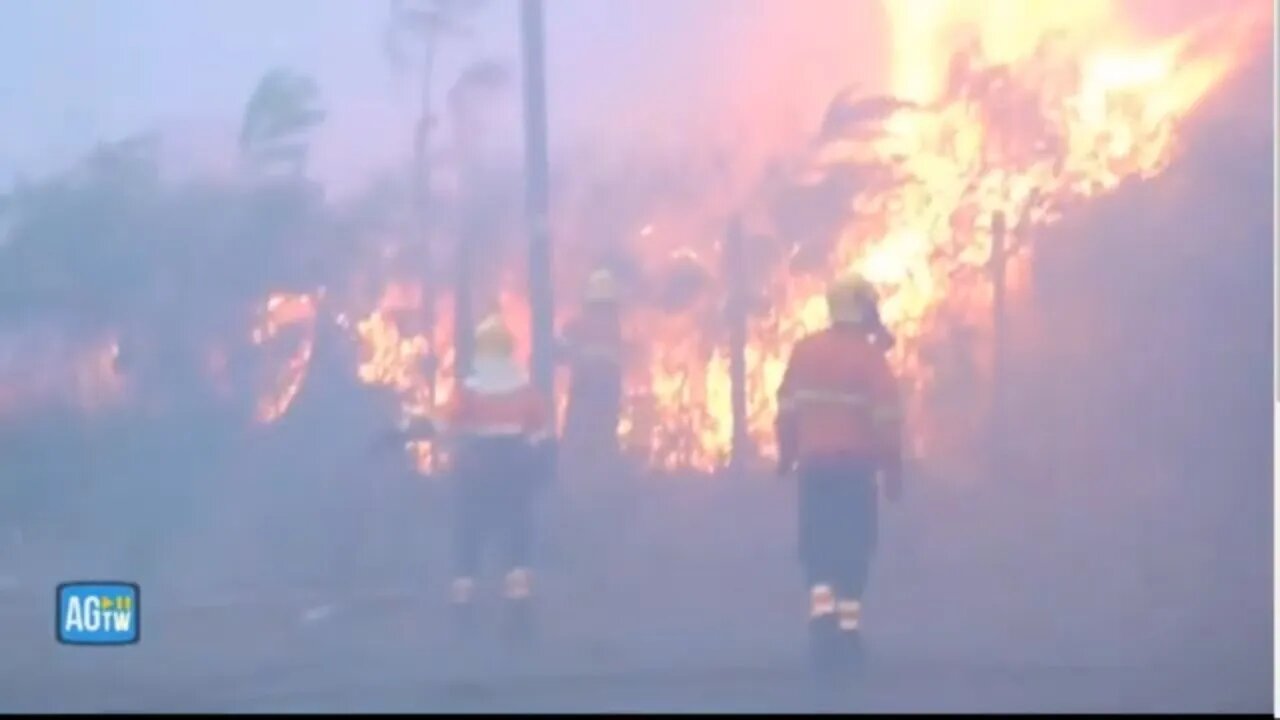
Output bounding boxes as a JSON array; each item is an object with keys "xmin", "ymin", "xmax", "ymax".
[
  {"xmin": 775, "ymin": 272, "xmax": 904, "ymax": 676},
  {"xmin": 559, "ymin": 268, "xmax": 624, "ymax": 477},
  {"xmin": 438, "ymin": 314, "xmax": 553, "ymax": 644}
]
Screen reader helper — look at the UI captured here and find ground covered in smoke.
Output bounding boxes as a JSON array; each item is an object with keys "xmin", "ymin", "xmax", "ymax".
[
  {"xmin": 0, "ymin": 203, "xmax": 1273, "ymax": 713},
  {"xmin": 0, "ymin": 449, "xmax": 1268, "ymax": 712}
]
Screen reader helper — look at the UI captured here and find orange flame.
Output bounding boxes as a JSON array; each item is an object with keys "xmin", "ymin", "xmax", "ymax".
[
  {"xmin": 252, "ymin": 292, "xmax": 318, "ymax": 424},
  {"xmin": 245, "ymin": 1, "xmax": 1265, "ymax": 476},
  {"xmin": 605, "ymin": 0, "xmax": 1267, "ymax": 472}
]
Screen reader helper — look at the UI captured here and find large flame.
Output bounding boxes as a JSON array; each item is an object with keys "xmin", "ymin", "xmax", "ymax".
[
  {"xmin": 242, "ymin": 1, "xmax": 1264, "ymax": 476},
  {"xmin": 348, "ymin": 281, "xmax": 439, "ymax": 473},
  {"xmin": 613, "ymin": 0, "xmax": 1266, "ymax": 471},
  {"xmin": 345, "ymin": 280, "xmax": 536, "ymax": 473},
  {"xmin": 252, "ymin": 292, "xmax": 318, "ymax": 424}
]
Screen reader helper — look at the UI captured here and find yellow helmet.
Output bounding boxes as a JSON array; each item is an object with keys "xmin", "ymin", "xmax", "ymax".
[
  {"xmin": 474, "ymin": 313, "xmax": 515, "ymax": 358},
  {"xmin": 585, "ymin": 268, "xmax": 618, "ymax": 304},
  {"xmin": 826, "ymin": 272, "xmax": 878, "ymax": 326}
]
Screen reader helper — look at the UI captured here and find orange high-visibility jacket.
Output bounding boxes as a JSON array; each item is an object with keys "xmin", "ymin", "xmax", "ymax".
[
  {"xmin": 776, "ymin": 325, "xmax": 903, "ymax": 469},
  {"xmin": 562, "ymin": 307, "xmax": 623, "ymax": 370},
  {"xmin": 447, "ymin": 372, "xmax": 552, "ymax": 443}
]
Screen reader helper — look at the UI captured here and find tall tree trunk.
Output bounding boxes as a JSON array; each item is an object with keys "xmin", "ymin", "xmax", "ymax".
[
  {"xmin": 413, "ymin": 40, "xmax": 438, "ymax": 471},
  {"xmin": 454, "ymin": 164, "xmax": 476, "ymax": 379},
  {"xmin": 521, "ymin": 0, "xmax": 554, "ymax": 398}
]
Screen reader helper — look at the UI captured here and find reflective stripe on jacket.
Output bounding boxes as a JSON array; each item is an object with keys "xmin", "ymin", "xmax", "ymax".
[
  {"xmin": 775, "ymin": 325, "xmax": 902, "ymax": 466},
  {"xmin": 562, "ymin": 307, "xmax": 623, "ymax": 369},
  {"xmin": 446, "ymin": 360, "xmax": 552, "ymax": 444}
]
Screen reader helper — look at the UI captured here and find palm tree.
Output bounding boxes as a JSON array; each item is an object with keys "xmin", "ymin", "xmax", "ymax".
[
  {"xmin": 239, "ymin": 69, "xmax": 327, "ymax": 180},
  {"xmin": 383, "ymin": 0, "xmax": 485, "ymax": 461},
  {"xmin": 448, "ymin": 59, "xmax": 509, "ymax": 376}
]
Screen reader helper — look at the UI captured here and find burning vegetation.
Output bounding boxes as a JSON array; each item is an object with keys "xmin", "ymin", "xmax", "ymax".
[
  {"xmin": 0, "ymin": 0, "xmax": 1270, "ymax": 477},
  {"xmin": 252, "ymin": 292, "xmax": 320, "ymax": 424}
]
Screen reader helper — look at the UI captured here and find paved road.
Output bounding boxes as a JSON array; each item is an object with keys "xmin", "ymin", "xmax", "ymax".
[
  {"xmin": 3, "ymin": 584, "xmax": 1265, "ymax": 713},
  {"xmin": 1, "ymin": 474, "xmax": 1271, "ymax": 712},
  {"xmin": 3, "ymin": 591, "xmax": 1265, "ymax": 713}
]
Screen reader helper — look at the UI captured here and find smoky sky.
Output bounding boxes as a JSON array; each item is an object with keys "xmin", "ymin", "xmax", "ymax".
[{"xmin": 0, "ymin": 0, "xmax": 1262, "ymax": 195}]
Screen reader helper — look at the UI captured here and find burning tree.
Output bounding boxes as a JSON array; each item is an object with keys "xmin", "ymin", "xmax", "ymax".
[
  {"xmin": 381, "ymin": 0, "xmax": 491, "ymax": 460},
  {"xmin": 302, "ymin": 0, "xmax": 1267, "ymax": 478},
  {"xmin": 0, "ymin": 121, "xmax": 346, "ymax": 429}
]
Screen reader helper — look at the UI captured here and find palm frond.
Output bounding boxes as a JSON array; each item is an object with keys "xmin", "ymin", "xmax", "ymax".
[{"xmin": 240, "ymin": 68, "xmax": 326, "ymax": 164}]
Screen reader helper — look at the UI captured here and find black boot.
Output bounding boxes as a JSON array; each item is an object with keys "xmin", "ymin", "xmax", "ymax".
[
  {"xmin": 808, "ymin": 614, "xmax": 842, "ymax": 682},
  {"xmin": 839, "ymin": 628, "xmax": 866, "ymax": 677},
  {"xmin": 836, "ymin": 600, "xmax": 866, "ymax": 676}
]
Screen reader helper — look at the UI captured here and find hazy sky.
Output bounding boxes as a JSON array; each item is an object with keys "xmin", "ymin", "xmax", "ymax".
[
  {"xmin": 0, "ymin": 0, "xmax": 883, "ymax": 194},
  {"xmin": 0, "ymin": 0, "xmax": 1257, "ymax": 195}
]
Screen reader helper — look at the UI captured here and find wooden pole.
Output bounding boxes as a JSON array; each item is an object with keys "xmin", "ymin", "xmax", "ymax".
[
  {"xmin": 451, "ymin": 79, "xmax": 477, "ymax": 380},
  {"xmin": 412, "ymin": 37, "xmax": 439, "ymax": 473},
  {"xmin": 454, "ymin": 173, "xmax": 476, "ymax": 379},
  {"xmin": 521, "ymin": 0, "xmax": 554, "ymax": 398}
]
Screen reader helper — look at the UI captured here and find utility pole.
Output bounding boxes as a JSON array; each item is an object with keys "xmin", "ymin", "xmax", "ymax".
[
  {"xmin": 454, "ymin": 172, "xmax": 476, "ymax": 379},
  {"xmin": 450, "ymin": 82, "xmax": 476, "ymax": 380},
  {"xmin": 521, "ymin": 0, "xmax": 554, "ymax": 398},
  {"xmin": 410, "ymin": 26, "xmax": 439, "ymax": 472}
]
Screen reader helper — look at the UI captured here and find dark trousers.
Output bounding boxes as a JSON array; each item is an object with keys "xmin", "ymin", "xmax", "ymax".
[
  {"xmin": 798, "ymin": 457, "xmax": 879, "ymax": 599},
  {"xmin": 451, "ymin": 437, "xmax": 538, "ymax": 578},
  {"xmin": 563, "ymin": 371, "xmax": 622, "ymax": 468}
]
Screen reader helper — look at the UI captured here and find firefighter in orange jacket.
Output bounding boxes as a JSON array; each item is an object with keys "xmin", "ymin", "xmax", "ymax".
[
  {"xmin": 438, "ymin": 314, "xmax": 553, "ymax": 643},
  {"xmin": 775, "ymin": 272, "xmax": 904, "ymax": 674},
  {"xmin": 559, "ymin": 269, "xmax": 624, "ymax": 474}
]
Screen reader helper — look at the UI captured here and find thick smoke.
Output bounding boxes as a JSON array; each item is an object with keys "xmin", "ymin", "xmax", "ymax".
[{"xmin": 0, "ymin": 1, "xmax": 1272, "ymax": 712}]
